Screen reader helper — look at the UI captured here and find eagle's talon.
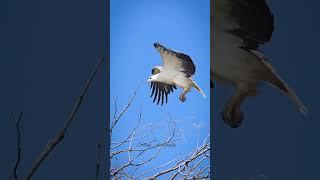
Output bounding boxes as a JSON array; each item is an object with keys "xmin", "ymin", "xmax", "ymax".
[
  {"xmin": 179, "ymin": 94, "xmax": 186, "ymax": 102},
  {"xmin": 222, "ymin": 108, "xmax": 244, "ymax": 128},
  {"xmin": 228, "ymin": 119, "xmax": 243, "ymax": 128}
]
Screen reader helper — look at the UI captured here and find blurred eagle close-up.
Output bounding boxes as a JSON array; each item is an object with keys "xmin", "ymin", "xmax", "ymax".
[{"xmin": 211, "ymin": 0, "xmax": 307, "ymax": 128}]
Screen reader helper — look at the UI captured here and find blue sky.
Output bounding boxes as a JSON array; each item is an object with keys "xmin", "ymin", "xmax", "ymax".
[{"xmin": 110, "ymin": 0, "xmax": 210, "ymax": 178}]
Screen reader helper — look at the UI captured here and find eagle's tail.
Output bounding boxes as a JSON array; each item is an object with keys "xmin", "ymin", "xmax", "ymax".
[
  {"xmin": 189, "ymin": 78, "xmax": 206, "ymax": 98},
  {"xmin": 251, "ymin": 50, "xmax": 308, "ymax": 116},
  {"xmin": 264, "ymin": 62, "xmax": 308, "ymax": 116}
]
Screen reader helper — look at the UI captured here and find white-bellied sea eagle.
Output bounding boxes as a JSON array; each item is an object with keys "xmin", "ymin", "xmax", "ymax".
[
  {"xmin": 211, "ymin": 0, "xmax": 308, "ymax": 128},
  {"xmin": 148, "ymin": 43, "xmax": 206, "ymax": 105}
]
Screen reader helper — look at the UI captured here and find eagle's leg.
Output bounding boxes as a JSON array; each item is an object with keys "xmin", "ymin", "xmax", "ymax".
[
  {"xmin": 173, "ymin": 76, "xmax": 191, "ymax": 103},
  {"xmin": 222, "ymin": 88, "xmax": 256, "ymax": 128},
  {"xmin": 179, "ymin": 93, "xmax": 186, "ymax": 102},
  {"xmin": 179, "ymin": 88, "xmax": 190, "ymax": 102}
]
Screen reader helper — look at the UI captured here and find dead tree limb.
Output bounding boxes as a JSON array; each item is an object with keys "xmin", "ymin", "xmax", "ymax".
[
  {"xmin": 110, "ymin": 83, "xmax": 141, "ymax": 135},
  {"xmin": 24, "ymin": 57, "xmax": 105, "ymax": 180},
  {"xmin": 148, "ymin": 135, "xmax": 210, "ymax": 180},
  {"xmin": 110, "ymin": 86, "xmax": 210, "ymax": 179},
  {"xmin": 10, "ymin": 112, "xmax": 23, "ymax": 180},
  {"xmin": 110, "ymin": 92, "xmax": 178, "ymax": 179}
]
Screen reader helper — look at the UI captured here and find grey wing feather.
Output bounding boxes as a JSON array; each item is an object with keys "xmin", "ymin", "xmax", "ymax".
[
  {"xmin": 214, "ymin": 0, "xmax": 274, "ymax": 50},
  {"xmin": 154, "ymin": 42, "xmax": 196, "ymax": 77},
  {"xmin": 175, "ymin": 52, "xmax": 196, "ymax": 77}
]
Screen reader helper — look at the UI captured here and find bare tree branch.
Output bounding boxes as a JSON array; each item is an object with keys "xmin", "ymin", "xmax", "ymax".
[
  {"xmin": 110, "ymin": 83, "xmax": 141, "ymax": 134},
  {"xmin": 10, "ymin": 112, "xmax": 23, "ymax": 180},
  {"xmin": 110, "ymin": 93, "xmax": 178, "ymax": 179},
  {"xmin": 24, "ymin": 57, "xmax": 105, "ymax": 180},
  {"xmin": 134, "ymin": 158, "xmax": 176, "ymax": 179},
  {"xmin": 148, "ymin": 135, "xmax": 210, "ymax": 180},
  {"xmin": 110, "ymin": 86, "xmax": 210, "ymax": 179}
]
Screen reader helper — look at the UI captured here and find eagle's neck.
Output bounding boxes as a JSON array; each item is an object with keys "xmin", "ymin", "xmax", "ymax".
[{"xmin": 155, "ymin": 73, "xmax": 174, "ymax": 84}]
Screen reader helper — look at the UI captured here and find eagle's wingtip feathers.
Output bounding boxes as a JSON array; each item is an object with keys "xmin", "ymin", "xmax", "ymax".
[
  {"xmin": 153, "ymin": 42, "xmax": 160, "ymax": 48},
  {"xmin": 299, "ymin": 106, "xmax": 309, "ymax": 119}
]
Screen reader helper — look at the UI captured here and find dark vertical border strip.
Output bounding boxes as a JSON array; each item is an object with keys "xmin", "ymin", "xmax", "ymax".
[
  {"xmin": 106, "ymin": 0, "xmax": 110, "ymax": 178},
  {"xmin": 210, "ymin": 0, "xmax": 214, "ymax": 179},
  {"xmin": 103, "ymin": 0, "xmax": 110, "ymax": 178}
]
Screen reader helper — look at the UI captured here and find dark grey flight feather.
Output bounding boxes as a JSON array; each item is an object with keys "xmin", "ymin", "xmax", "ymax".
[
  {"xmin": 150, "ymin": 82, "xmax": 176, "ymax": 106},
  {"xmin": 164, "ymin": 88, "xmax": 168, "ymax": 103},
  {"xmin": 157, "ymin": 86, "xmax": 162, "ymax": 105},
  {"xmin": 161, "ymin": 89, "xmax": 165, "ymax": 105},
  {"xmin": 227, "ymin": 0, "xmax": 274, "ymax": 50},
  {"xmin": 150, "ymin": 82, "xmax": 155, "ymax": 97},
  {"xmin": 149, "ymin": 65, "xmax": 177, "ymax": 105},
  {"xmin": 175, "ymin": 52, "xmax": 196, "ymax": 77},
  {"xmin": 153, "ymin": 84, "xmax": 159, "ymax": 103}
]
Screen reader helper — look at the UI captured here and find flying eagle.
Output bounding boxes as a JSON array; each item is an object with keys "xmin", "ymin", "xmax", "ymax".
[
  {"xmin": 211, "ymin": 0, "xmax": 307, "ymax": 128},
  {"xmin": 148, "ymin": 43, "xmax": 206, "ymax": 105}
]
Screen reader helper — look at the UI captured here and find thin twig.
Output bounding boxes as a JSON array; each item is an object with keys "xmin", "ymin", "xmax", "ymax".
[
  {"xmin": 110, "ymin": 89, "xmax": 209, "ymax": 179},
  {"xmin": 149, "ymin": 138, "xmax": 210, "ymax": 179},
  {"xmin": 111, "ymin": 112, "xmax": 178, "ymax": 178},
  {"xmin": 24, "ymin": 57, "xmax": 105, "ymax": 180},
  {"xmin": 11, "ymin": 112, "xmax": 23, "ymax": 180},
  {"xmin": 110, "ymin": 83, "xmax": 142, "ymax": 134},
  {"xmin": 134, "ymin": 158, "xmax": 176, "ymax": 179}
]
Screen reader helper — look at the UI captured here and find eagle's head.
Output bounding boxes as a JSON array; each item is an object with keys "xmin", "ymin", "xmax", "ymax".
[
  {"xmin": 147, "ymin": 74, "xmax": 158, "ymax": 82},
  {"xmin": 148, "ymin": 66, "xmax": 162, "ymax": 82}
]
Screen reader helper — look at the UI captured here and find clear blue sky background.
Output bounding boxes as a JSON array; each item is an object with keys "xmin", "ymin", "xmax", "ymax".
[
  {"xmin": 213, "ymin": 0, "xmax": 320, "ymax": 180},
  {"xmin": 110, "ymin": 0, "xmax": 210, "ymax": 178}
]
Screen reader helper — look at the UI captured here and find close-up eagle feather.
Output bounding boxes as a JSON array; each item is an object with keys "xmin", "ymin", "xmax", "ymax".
[{"xmin": 211, "ymin": 0, "xmax": 307, "ymax": 128}]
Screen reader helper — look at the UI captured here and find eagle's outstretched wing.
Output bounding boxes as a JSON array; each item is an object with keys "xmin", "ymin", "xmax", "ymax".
[
  {"xmin": 213, "ymin": 0, "xmax": 274, "ymax": 50},
  {"xmin": 154, "ymin": 43, "xmax": 195, "ymax": 77},
  {"xmin": 150, "ymin": 66, "xmax": 177, "ymax": 105},
  {"xmin": 211, "ymin": 0, "xmax": 274, "ymax": 87}
]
